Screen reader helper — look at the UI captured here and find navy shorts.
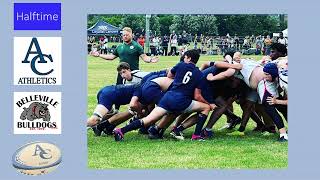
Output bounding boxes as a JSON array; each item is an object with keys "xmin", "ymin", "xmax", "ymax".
[
  {"xmin": 97, "ymin": 86, "xmax": 116, "ymax": 110},
  {"xmin": 158, "ymin": 91, "xmax": 192, "ymax": 113},
  {"xmin": 140, "ymin": 81, "xmax": 164, "ymax": 105}
]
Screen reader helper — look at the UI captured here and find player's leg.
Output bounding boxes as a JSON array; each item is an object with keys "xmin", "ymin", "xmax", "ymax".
[
  {"xmin": 250, "ymin": 110, "xmax": 266, "ymax": 131},
  {"xmin": 148, "ymin": 113, "xmax": 177, "ymax": 139},
  {"xmin": 184, "ymin": 101, "xmax": 211, "ymax": 140},
  {"xmin": 228, "ymin": 90, "xmax": 258, "ymax": 135},
  {"xmin": 255, "ymin": 104, "xmax": 276, "ymax": 133},
  {"xmin": 275, "ymin": 104, "xmax": 287, "ymax": 121},
  {"xmin": 205, "ymin": 97, "xmax": 227, "ymax": 129},
  {"xmin": 113, "ymin": 107, "xmax": 168, "ymax": 141},
  {"xmin": 87, "ymin": 104, "xmax": 109, "ymax": 127},
  {"xmin": 171, "ymin": 113, "xmax": 197, "ymax": 140},
  {"xmin": 232, "ymin": 100, "xmax": 254, "ymax": 134},
  {"xmin": 258, "ymin": 80, "xmax": 288, "ymax": 141},
  {"xmin": 172, "ymin": 113, "xmax": 192, "ymax": 128},
  {"xmin": 95, "ymin": 111, "xmax": 133, "ymax": 136}
]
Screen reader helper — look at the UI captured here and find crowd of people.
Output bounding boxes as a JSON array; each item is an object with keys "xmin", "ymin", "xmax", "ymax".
[
  {"xmin": 88, "ymin": 31, "xmax": 288, "ymax": 57},
  {"xmin": 87, "ymin": 27, "xmax": 288, "ymax": 143}
]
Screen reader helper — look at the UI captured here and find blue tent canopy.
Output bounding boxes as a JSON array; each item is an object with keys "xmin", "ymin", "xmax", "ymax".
[{"xmin": 87, "ymin": 20, "xmax": 121, "ymax": 36}]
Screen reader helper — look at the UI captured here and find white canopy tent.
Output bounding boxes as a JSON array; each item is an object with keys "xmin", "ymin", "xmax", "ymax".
[{"xmin": 282, "ymin": 29, "xmax": 288, "ymax": 37}]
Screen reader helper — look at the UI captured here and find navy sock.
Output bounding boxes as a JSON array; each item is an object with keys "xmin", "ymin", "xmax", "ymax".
[
  {"xmin": 194, "ymin": 113, "xmax": 208, "ymax": 136},
  {"xmin": 121, "ymin": 119, "xmax": 143, "ymax": 134},
  {"xmin": 97, "ymin": 120, "xmax": 111, "ymax": 131},
  {"xmin": 176, "ymin": 125, "xmax": 185, "ymax": 132}
]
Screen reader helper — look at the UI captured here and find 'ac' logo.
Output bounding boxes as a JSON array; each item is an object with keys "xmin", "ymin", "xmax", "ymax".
[
  {"xmin": 33, "ymin": 144, "xmax": 52, "ymax": 159},
  {"xmin": 22, "ymin": 37, "xmax": 54, "ymax": 75}
]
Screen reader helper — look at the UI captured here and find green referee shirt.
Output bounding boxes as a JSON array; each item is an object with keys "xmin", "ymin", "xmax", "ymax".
[{"xmin": 113, "ymin": 40, "xmax": 144, "ymax": 70}]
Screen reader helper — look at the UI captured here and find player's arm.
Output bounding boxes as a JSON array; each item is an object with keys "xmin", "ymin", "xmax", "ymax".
[
  {"xmin": 214, "ymin": 61, "xmax": 242, "ymax": 70},
  {"xmin": 167, "ymin": 63, "xmax": 180, "ymax": 79},
  {"xmin": 140, "ymin": 54, "xmax": 159, "ymax": 63},
  {"xmin": 199, "ymin": 61, "xmax": 212, "ymax": 70},
  {"xmin": 207, "ymin": 68, "xmax": 236, "ymax": 81},
  {"xmin": 129, "ymin": 96, "xmax": 140, "ymax": 112},
  {"xmin": 194, "ymin": 88, "xmax": 209, "ymax": 104},
  {"xmin": 167, "ymin": 70, "xmax": 175, "ymax": 79},
  {"xmin": 90, "ymin": 51, "xmax": 117, "ymax": 60}
]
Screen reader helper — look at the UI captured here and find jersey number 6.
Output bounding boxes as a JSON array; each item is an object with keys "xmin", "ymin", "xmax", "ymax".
[{"xmin": 182, "ymin": 71, "xmax": 192, "ymax": 84}]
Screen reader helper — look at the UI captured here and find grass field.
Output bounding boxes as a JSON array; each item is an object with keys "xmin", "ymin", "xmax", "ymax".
[{"xmin": 87, "ymin": 54, "xmax": 288, "ymax": 169}]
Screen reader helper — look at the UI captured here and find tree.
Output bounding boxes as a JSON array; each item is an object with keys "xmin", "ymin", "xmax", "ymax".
[
  {"xmin": 216, "ymin": 15, "xmax": 283, "ymax": 36},
  {"xmin": 158, "ymin": 15, "xmax": 174, "ymax": 36},
  {"xmin": 150, "ymin": 15, "xmax": 161, "ymax": 36},
  {"xmin": 121, "ymin": 15, "xmax": 144, "ymax": 34},
  {"xmin": 169, "ymin": 15, "xmax": 183, "ymax": 34},
  {"xmin": 199, "ymin": 15, "xmax": 218, "ymax": 36},
  {"xmin": 87, "ymin": 14, "xmax": 100, "ymax": 28}
]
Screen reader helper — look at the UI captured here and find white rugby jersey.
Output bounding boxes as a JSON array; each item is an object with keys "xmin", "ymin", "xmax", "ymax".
[{"xmin": 123, "ymin": 70, "xmax": 150, "ymax": 85}]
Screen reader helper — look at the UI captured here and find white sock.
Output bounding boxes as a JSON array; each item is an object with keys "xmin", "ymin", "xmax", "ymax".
[{"xmin": 205, "ymin": 128, "xmax": 212, "ymax": 131}]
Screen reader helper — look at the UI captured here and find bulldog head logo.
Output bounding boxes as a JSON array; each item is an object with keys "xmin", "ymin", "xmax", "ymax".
[{"xmin": 20, "ymin": 102, "xmax": 51, "ymax": 122}]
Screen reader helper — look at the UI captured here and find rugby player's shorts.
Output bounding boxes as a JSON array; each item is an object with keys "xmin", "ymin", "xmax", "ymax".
[
  {"xmin": 158, "ymin": 91, "xmax": 193, "ymax": 113},
  {"xmin": 140, "ymin": 81, "xmax": 164, "ymax": 105},
  {"xmin": 97, "ymin": 86, "xmax": 116, "ymax": 111}
]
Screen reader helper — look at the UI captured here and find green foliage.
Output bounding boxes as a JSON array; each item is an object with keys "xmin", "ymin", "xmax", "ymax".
[
  {"xmin": 87, "ymin": 55, "xmax": 288, "ymax": 169},
  {"xmin": 88, "ymin": 14, "xmax": 287, "ymax": 36},
  {"xmin": 150, "ymin": 15, "xmax": 161, "ymax": 35},
  {"xmin": 158, "ymin": 15, "xmax": 174, "ymax": 36},
  {"xmin": 121, "ymin": 15, "xmax": 145, "ymax": 32},
  {"xmin": 216, "ymin": 15, "xmax": 282, "ymax": 36}
]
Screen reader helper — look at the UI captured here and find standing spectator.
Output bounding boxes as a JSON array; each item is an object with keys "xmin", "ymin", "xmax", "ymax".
[
  {"xmin": 137, "ymin": 35, "xmax": 145, "ymax": 49},
  {"xmin": 169, "ymin": 31, "xmax": 177, "ymax": 42},
  {"xmin": 154, "ymin": 36, "xmax": 161, "ymax": 55},
  {"xmin": 193, "ymin": 34, "xmax": 198, "ymax": 49},
  {"xmin": 234, "ymin": 35, "xmax": 239, "ymax": 50},
  {"xmin": 255, "ymin": 36, "xmax": 263, "ymax": 55},
  {"xmin": 170, "ymin": 35, "xmax": 178, "ymax": 56},
  {"xmin": 182, "ymin": 30, "xmax": 188, "ymax": 45},
  {"xmin": 99, "ymin": 36, "xmax": 104, "ymax": 54},
  {"xmin": 162, "ymin": 35, "xmax": 169, "ymax": 56},
  {"xmin": 150, "ymin": 36, "xmax": 156, "ymax": 56},
  {"xmin": 250, "ymin": 35, "xmax": 255, "ymax": 48},
  {"xmin": 101, "ymin": 35, "xmax": 108, "ymax": 54},
  {"xmin": 277, "ymin": 32, "xmax": 288, "ymax": 47},
  {"xmin": 243, "ymin": 36, "xmax": 250, "ymax": 49},
  {"xmin": 264, "ymin": 35, "xmax": 272, "ymax": 55},
  {"xmin": 88, "ymin": 36, "xmax": 95, "ymax": 54}
]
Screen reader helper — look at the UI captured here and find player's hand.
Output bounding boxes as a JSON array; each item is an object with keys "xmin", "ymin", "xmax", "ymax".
[
  {"xmin": 260, "ymin": 56, "xmax": 271, "ymax": 65},
  {"xmin": 210, "ymin": 103, "xmax": 217, "ymax": 110},
  {"xmin": 150, "ymin": 56, "xmax": 159, "ymax": 63},
  {"xmin": 266, "ymin": 96, "xmax": 277, "ymax": 105},
  {"xmin": 90, "ymin": 51, "xmax": 100, "ymax": 57},
  {"xmin": 232, "ymin": 63, "xmax": 243, "ymax": 70},
  {"xmin": 207, "ymin": 73, "xmax": 215, "ymax": 81}
]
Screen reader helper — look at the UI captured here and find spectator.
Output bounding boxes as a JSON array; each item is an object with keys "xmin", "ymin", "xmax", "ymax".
[
  {"xmin": 137, "ymin": 35, "xmax": 145, "ymax": 49},
  {"xmin": 170, "ymin": 35, "xmax": 178, "ymax": 56},
  {"xmin": 264, "ymin": 35, "xmax": 272, "ymax": 55},
  {"xmin": 255, "ymin": 36, "xmax": 263, "ymax": 55},
  {"xmin": 277, "ymin": 32, "xmax": 288, "ymax": 47},
  {"xmin": 150, "ymin": 36, "xmax": 156, "ymax": 56},
  {"xmin": 161, "ymin": 35, "xmax": 169, "ymax": 56}
]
